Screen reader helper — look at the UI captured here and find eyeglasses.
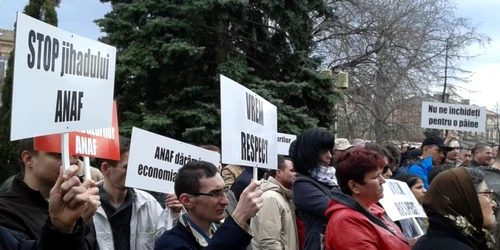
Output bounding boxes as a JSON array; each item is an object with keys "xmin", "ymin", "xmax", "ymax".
[
  {"xmin": 478, "ymin": 190, "xmax": 495, "ymax": 202},
  {"xmin": 382, "ymin": 165, "xmax": 390, "ymax": 174},
  {"xmin": 188, "ymin": 187, "xmax": 229, "ymax": 198}
]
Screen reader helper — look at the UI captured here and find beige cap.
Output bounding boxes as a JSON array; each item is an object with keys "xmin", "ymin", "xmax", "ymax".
[{"xmin": 334, "ymin": 138, "xmax": 354, "ymax": 151}]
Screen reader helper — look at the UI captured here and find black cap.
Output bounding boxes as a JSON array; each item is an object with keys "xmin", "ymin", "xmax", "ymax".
[{"xmin": 422, "ymin": 136, "xmax": 453, "ymax": 150}]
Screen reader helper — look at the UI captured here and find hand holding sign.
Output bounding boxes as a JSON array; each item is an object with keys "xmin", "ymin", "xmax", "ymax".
[
  {"xmin": 49, "ymin": 165, "xmax": 100, "ymax": 233},
  {"xmin": 232, "ymin": 180, "xmax": 264, "ymax": 226},
  {"xmin": 165, "ymin": 193, "xmax": 183, "ymax": 213}
]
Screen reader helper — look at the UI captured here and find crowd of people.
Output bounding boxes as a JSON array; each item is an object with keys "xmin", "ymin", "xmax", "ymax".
[{"xmin": 0, "ymin": 129, "xmax": 498, "ymax": 250}]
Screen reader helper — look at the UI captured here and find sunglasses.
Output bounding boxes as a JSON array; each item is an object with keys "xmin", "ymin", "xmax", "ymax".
[{"xmin": 383, "ymin": 165, "xmax": 390, "ymax": 174}]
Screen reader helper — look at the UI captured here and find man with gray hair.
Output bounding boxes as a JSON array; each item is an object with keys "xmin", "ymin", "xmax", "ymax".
[{"xmin": 351, "ymin": 139, "xmax": 365, "ymax": 149}]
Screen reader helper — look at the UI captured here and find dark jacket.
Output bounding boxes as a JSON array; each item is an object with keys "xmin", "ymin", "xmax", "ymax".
[
  {"xmin": 231, "ymin": 167, "xmax": 267, "ymax": 201},
  {"xmin": 292, "ymin": 174, "xmax": 340, "ymax": 250},
  {"xmin": 0, "ymin": 174, "xmax": 99, "ymax": 249},
  {"xmin": 413, "ymin": 215, "xmax": 475, "ymax": 250},
  {"xmin": 0, "ymin": 218, "xmax": 88, "ymax": 250},
  {"xmin": 0, "ymin": 174, "xmax": 16, "ymax": 193},
  {"xmin": 154, "ymin": 216, "xmax": 252, "ymax": 250}
]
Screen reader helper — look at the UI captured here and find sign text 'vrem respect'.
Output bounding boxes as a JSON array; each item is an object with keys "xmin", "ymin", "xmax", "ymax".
[
  {"xmin": 379, "ymin": 179, "xmax": 427, "ymax": 222},
  {"xmin": 220, "ymin": 75, "xmax": 278, "ymax": 170},
  {"xmin": 421, "ymin": 101, "xmax": 486, "ymax": 133},
  {"xmin": 10, "ymin": 13, "xmax": 116, "ymax": 140},
  {"xmin": 125, "ymin": 127, "xmax": 221, "ymax": 194}
]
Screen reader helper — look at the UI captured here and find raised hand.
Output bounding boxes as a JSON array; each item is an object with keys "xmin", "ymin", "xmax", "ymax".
[
  {"xmin": 49, "ymin": 165, "xmax": 98, "ymax": 233},
  {"xmin": 232, "ymin": 180, "xmax": 264, "ymax": 225},
  {"xmin": 165, "ymin": 193, "xmax": 183, "ymax": 213},
  {"xmin": 81, "ymin": 179, "xmax": 101, "ymax": 222}
]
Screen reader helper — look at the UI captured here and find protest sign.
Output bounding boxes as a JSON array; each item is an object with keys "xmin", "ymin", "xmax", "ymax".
[
  {"xmin": 220, "ymin": 75, "xmax": 278, "ymax": 170},
  {"xmin": 379, "ymin": 179, "xmax": 427, "ymax": 222},
  {"xmin": 277, "ymin": 133, "xmax": 296, "ymax": 156},
  {"xmin": 125, "ymin": 127, "xmax": 221, "ymax": 194},
  {"xmin": 10, "ymin": 13, "xmax": 116, "ymax": 141},
  {"xmin": 34, "ymin": 101, "xmax": 120, "ymax": 160},
  {"xmin": 421, "ymin": 101, "xmax": 486, "ymax": 133}
]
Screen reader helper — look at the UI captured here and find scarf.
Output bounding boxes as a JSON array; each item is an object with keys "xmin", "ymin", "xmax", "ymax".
[
  {"xmin": 423, "ymin": 167, "xmax": 494, "ymax": 250},
  {"xmin": 310, "ymin": 165, "xmax": 337, "ymax": 187}
]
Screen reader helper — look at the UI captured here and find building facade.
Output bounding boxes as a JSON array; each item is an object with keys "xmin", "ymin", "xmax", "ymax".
[{"xmin": 0, "ymin": 28, "xmax": 15, "ymax": 106}]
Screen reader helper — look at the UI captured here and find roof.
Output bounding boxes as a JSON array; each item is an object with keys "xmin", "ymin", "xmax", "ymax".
[{"xmin": 0, "ymin": 29, "xmax": 15, "ymax": 43}]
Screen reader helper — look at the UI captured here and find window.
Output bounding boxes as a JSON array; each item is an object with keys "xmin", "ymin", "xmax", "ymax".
[{"xmin": 0, "ymin": 56, "xmax": 8, "ymax": 82}]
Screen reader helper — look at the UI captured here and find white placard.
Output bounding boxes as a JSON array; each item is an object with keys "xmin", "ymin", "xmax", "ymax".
[
  {"xmin": 277, "ymin": 132, "xmax": 296, "ymax": 156},
  {"xmin": 125, "ymin": 127, "xmax": 221, "ymax": 194},
  {"xmin": 378, "ymin": 179, "xmax": 427, "ymax": 221},
  {"xmin": 10, "ymin": 13, "xmax": 116, "ymax": 140},
  {"xmin": 421, "ymin": 101, "xmax": 486, "ymax": 133},
  {"xmin": 220, "ymin": 75, "xmax": 278, "ymax": 170}
]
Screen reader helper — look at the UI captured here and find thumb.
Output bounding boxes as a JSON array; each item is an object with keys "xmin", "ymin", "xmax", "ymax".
[
  {"xmin": 52, "ymin": 165, "xmax": 65, "ymax": 192},
  {"xmin": 244, "ymin": 180, "xmax": 261, "ymax": 193}
]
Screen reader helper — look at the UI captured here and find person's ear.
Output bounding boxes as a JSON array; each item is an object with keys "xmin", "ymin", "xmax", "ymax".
[
  {"xmin": 21, "ymin": 151, "xmax": 35, "ymax": 170},
  {"xmin": 101, "ymin": 162, "xmax": 110, "ymax": 175},
  {"xmin": 348, "ymin": 180, "xmax": 361, "ymax": 195},
  {"xmin": 179, "ymin": 193, "xmax": 194, "ymax": 209}
]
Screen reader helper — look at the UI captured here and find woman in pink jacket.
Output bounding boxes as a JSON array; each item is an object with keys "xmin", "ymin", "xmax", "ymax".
[{"xmin": 324, "ymin": 149, "xmax": 410, "ymax": 250}]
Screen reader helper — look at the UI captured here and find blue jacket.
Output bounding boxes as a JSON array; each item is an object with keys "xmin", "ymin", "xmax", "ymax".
[
  {"xmin": 408, "ymin": 156, "xmax": 433, "ymax": 190},
  {"xmin": 155, "ymin": 216, "xmax": 252, "ymax": 250},
  {"xmin": 0, "ymin": 218, "xmax": 88, "ymax": 250}
]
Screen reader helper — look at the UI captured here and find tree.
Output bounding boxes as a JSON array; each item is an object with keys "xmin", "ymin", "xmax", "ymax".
[
  {"xmin": 0, "ymin": 0, "xmax": 61, "ymax": 182},
  {"xmin": 96, "ymin": 0, "xmax": 340, "ymax": 146},
  {"xmin": 315, "ymin": 0, "xmax": 489, "ymax": 142}
]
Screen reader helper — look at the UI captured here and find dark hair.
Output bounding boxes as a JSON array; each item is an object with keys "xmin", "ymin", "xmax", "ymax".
[
  {"xmin": 200, "ymin": 145, "xmax": 220, "ymax": 153},
  {"xmin": 17, "ymin": 138, "xmax": 36, "ymax": 169},
  {"xmin": 471, "ymin": 143, "xmax": 490, "ymax": 155},
  {"xmin": 428, "ymin": 164, "xmax": 455, "ymax": 184},
  {"xmin": 95, "ymin": 136, "xmax": 131, "ymax": 168},
  {"xmin": 293, "ymin": 128, "xmax": 334, "ymax": 176},
  {"xmin": 384, "ymin": 144, "xmax": 401, "ymax": 165},
  {"xmin": 288, "ymin": 140, "xmax": 297, "ymax": 160},
  {"xmin": 336, "ymin": 149, "xmax": 385, "ymax": 195},
  {"xmin": 464, "ymin": 167, "xmax": 485, "ymax": 192},
  {"xmin": 364, "ymin": 143, "xmax": 393, "ymax": 164},
  {"xmin": 395, "ymin": 175, "xmax": 423, "ymax": 189},
  {"xmin": 270, "ymin": 155, "xmax": 291, "ymax": 178},
  {"xmin": 174, "ymin": 161, "xmax": 219, "ymax": 198}
]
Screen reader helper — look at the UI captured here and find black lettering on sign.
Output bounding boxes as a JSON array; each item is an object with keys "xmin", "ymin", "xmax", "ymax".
[
  {"xmin": 154, "ymin": 146, "xmax": 174, "ymax": 162},
  {"xmin": 137, "ymin": 164, "xmax": 177, "ymax": 182},
  {"xmin": 388, "ymin": 182, "xmax": 405, "ymax": 195},
  {"xmin": 75, "ymin": 135, "xmax": 97, "ymax": 156},
  {"xmin": 277, "ymin": 136, "xmax": 291, "ymax": 143},
  {"xmin": 241, "ymin": 132, "xmax": 268, "ymax": 164},
  {"xmin": 245, "ymin": 92, "xmax": 264, "ymax": 126},
  {"xmin": 27, "ymin": 30, "xmax": 59, "ymax": 72},
  {"xmin": 174, "ymin": 152, "xmax": 201, "ymax": 166},
  {"xmin": 60, "ymin": 43, "xmax": 109, "ymax": 79},
  {"xmin": 54, "ymin": 90, "xmax": 84, "ymax": 123},
  {"xmin": 394, "ymin": 201, "xmax": 419, "ymax": 217}
]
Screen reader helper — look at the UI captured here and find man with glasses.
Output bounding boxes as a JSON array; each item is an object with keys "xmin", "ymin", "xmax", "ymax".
[
  {"xmin": 445, "ymin": 140, "xmax": 462, "ymax": 167},
  {"xmin": 155, "ymin": 161, "xmax": 264, "ymax": 250}
]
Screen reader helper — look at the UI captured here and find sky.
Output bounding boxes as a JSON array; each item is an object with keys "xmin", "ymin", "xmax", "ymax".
[{"xmin": 0, "ymin": 0, "xmax": 499, "ymax": 109}]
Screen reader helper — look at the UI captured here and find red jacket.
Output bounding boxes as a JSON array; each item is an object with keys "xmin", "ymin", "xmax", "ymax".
[
  {"xmin": 325, "ymin": 200, "xmax": 410, "ymax": 250},
  {"xmin": 296, "ymin": 217, "xmax": 305, "ymax": 250}
]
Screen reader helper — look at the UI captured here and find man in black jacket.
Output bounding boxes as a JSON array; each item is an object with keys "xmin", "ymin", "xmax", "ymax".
[{"xmin": 0, "ymin": 164, "xmax": 100, "ymax": 250}]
